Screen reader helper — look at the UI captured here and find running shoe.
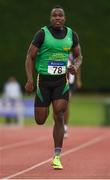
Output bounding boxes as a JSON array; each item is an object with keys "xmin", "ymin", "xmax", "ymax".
[{"xmin": 51, "ymin": 155, "xmax": 63, "ymax": 169}]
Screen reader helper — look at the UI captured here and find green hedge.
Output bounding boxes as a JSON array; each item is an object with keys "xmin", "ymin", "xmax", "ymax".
[{"xmin": 0, "ymin": 0, "xmax": 110, "ymax": 91}]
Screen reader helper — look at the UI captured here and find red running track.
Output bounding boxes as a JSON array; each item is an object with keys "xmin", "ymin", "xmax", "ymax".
[{"xmin": 0, "ymin": 126, "xmax": 110, "ymax": 179}]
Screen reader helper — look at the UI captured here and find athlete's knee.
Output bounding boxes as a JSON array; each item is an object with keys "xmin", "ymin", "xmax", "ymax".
[
  {"xmin": 34, "ymin": 112, "xmax": 48, "ymax": 124},
  {"xmin": 35, "ymin": 120, "xmax": 45, "ymax": 125},
  {"xmin": 36, "ymin": 120, "xmax": 43, "ymax": 125},
  {"xmin": 34, "ymin": 116, "xmax": 46, "ymax": 125},
  {"xmin": 54, "ymin": 109, "xmax": 64, "ymax": 121},
  {"xmin": 34, "ymin": 111, "xmax": 48, "ymax": 125}
]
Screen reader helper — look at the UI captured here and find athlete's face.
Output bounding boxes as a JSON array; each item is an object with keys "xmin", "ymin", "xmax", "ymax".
[{"xmin": 50, "ymin": 8, "xmax": 65, "ymax": 29}]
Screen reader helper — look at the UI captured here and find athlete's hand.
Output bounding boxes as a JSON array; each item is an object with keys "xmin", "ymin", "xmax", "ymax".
[
  {"xmin": 25, "ymin": 80, "xmax": 34, "ymax": 94},
  {"xmin": 67, "ymin": 65, "xmax": 77, "ymax": 75}
]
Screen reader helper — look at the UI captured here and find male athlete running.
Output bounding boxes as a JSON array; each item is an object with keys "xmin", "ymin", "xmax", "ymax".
[{"xmin": 25, "ymin": 5, "xmax": 82, "ymax": 169}]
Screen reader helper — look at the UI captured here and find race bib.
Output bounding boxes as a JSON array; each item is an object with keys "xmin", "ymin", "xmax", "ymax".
[{"xmin": 48, "ymin": 61, "xmax": 66, "ymax": 75}]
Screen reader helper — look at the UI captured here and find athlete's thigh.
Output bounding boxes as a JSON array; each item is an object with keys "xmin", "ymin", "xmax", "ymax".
[
  {"xmin": 34, "ymin": 85, "xmax": 51, "ymax": 122},
  {"xmin": 35, "ymin": 84, "xmax": 51, "ymax": 107},
  {"xmin": 52, "ymin": 81, "xmax": 69, "ymax": 102}
]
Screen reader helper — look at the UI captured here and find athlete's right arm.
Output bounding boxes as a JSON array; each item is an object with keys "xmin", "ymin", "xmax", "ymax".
[
  {"xmin": 25, "ymin": 29, "xmax": 44, "ymax": 94},
  {"xmin": 25, "ymin": 44, "xmax": 39, "ymax": 94}
]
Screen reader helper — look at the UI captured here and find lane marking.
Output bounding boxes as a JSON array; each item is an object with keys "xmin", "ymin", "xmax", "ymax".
[
  {"xmin": 62, "ymin": 134, "xmax": 109, "ymax": 156},
  {"xmin": 2, "ymin": 133, "xmax": 109, "ymax": 179},
  {"xmin": 0, "ymin": 136, "xmax": 49, "ymax": 150}
]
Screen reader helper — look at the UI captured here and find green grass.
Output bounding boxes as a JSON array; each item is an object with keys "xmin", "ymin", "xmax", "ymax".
[
  {"xmin": 69, "ymin": 95, "xmax": 104, "ymax": 126},
  {"xmin": 0, "ymin": 94, "xmax": 107, "ymax": 126}
]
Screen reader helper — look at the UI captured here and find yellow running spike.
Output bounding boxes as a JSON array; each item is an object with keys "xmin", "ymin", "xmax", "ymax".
[{"xmin": 51, "ymin": 155, "xmax": 63, "ymax": 170}]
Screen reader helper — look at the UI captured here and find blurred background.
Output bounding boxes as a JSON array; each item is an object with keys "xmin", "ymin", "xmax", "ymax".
[{"xmin": 0, "ymin": 0, "xmax": 110, "ymax": 127}]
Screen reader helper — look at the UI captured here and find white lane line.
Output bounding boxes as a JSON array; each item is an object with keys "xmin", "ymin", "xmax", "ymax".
[
  {"xmin": 2, "ymin": 133, "xmax": 109, "ymax": 180},
  {"xmin": 61, "ymin": 134, "xmax": 109, "ymax": 156},
  {"xmin": 0, "ymin": 136, "xmax": 49, "ymax": 150}
]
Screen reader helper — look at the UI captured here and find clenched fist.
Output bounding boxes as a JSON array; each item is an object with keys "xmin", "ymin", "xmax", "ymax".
[
  {"xmin": 67, "ymin": 64, "xmax": 77, "ymax": 75},
  {"xmin": 25, "ymin": 80, "xmax": 34, "ymax": 94}
]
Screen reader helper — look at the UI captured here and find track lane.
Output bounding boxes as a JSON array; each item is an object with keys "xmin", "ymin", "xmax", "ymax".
[{"xmin": 1, "ymin": 127, "xmax": 110, "ymax": 179}]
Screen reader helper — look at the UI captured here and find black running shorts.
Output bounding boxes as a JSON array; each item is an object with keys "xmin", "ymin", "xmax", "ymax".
[{"xmin": 34, "ymin": 74, "xmax": 69, "ymax": 107}]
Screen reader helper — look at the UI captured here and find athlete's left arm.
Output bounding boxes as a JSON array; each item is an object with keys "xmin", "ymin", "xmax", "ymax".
[
  {"xmin": 73, "ymin": 44, "xmax": 83, "ymax": 71},
  {"xmin": 68, "ymin": 30, "xmax": 83, "ymax": 74},
  {"xmin": 68, "ymin": 44, "xmax": 83, "ymax": 74}
]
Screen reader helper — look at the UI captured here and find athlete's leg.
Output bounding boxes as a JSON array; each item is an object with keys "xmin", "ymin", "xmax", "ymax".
[
  {"xmin": 51, "ymin": 99, "xmax": 68, "ymax": 169},
  {"xmin": 50, "ymin": 75, "xmax": 69, "ymax": 169},
  {"xmin": 34, "ymin": 75, "xmax": 51, "ymax": 125},
  {"xmin": 52, "ymin": 99, "xmax": 68, "ymax": 148}
]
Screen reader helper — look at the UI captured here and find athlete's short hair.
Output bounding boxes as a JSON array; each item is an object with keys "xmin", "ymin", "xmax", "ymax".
[
  {"xmin": 53, "ymin": 5, "xmax": 64, "ymax": 10},
  {"xmin": 51, "ymin": 5, "xmax": 65, "ymax": 16}
]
